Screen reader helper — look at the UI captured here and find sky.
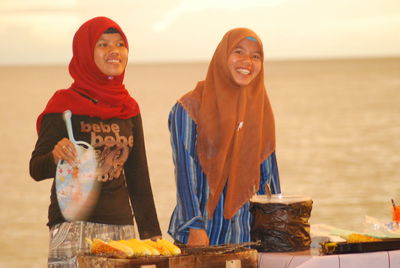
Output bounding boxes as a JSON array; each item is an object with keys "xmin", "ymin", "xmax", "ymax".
[{"xmin": 1, "ymin": 0, "xmax": 399, "ymax": 65}]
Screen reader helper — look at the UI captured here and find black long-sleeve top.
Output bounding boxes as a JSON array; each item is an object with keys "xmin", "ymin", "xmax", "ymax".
[{"xmin": 30, "ymin": 113, "xmax": 161, "ymax": 239}]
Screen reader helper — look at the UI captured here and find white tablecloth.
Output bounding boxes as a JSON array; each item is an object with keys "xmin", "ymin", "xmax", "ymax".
[{"xmin": 259, "ymin": 249, "xmax": 400, "ymax": 268}]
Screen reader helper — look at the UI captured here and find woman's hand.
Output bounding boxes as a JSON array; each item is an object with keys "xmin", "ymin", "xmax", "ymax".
[
  {"xmin": 187, "ymin": 228, "xmax": 209, "ymax": 247},
  {"xmin": 52, "ymin": 138, "xmax": 78, "ymax": 166}
]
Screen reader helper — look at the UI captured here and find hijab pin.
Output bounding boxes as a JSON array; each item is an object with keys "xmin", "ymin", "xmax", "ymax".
[
  {"xmin": 108, "ymin": 76, "xmax": 114, "ymax": 80},
  {"xmin": 246, "ymin": 36, "xmax": 257, "ymax": 42},
  {"xmin": 237, "ymin": 121, "xmax": 244, "ymax": 131}
]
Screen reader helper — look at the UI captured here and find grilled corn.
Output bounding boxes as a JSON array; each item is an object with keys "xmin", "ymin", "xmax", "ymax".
[
  {"xmin": 88, "ymin": 238, "xmax": 130, "ymax": 258},
  {"xmin": 143, "ymin": 239, "xmax": 171, "ymax": 256},
  {"xmin": 156, "ymin": 239, "xmax": 182, "ymax": 255},
  {"xmin": 87, "ymin": 237, "xmax": 181, "ymax": 258}
]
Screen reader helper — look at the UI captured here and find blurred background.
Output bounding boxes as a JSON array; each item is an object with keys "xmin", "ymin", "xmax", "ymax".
[
  {"xmin": 1, "ymin": 0, "xmax": 399, "ymax": 65},
  {"xmin": 0, "ymin": 0, "xmax": 399, "ymax": 267}
]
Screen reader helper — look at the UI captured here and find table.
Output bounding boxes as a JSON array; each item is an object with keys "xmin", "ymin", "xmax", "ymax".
[
  {"xmin": 78, "ymin": 248, "xmax": 258, "ymax": 268},
  {"xmin": 259, "ymin": 249, "xmax": 400, "ymax": 268}
]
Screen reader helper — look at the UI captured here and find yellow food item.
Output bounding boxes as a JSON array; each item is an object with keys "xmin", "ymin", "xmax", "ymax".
[
  {"xmin": 129, "ymin": 239, "xmax": 161, "ymax": 256},
  {"xmin": 85, "ymin": 237, "xmax": 93, "ymax": 246},
  {"xmin": 87, "ymin": 237, "xmax": 180, "ymax": 258},
  {"xmin": 143, "ymin": 239, "xmax": 171, "ymax": 256},
  {"xmin": 119, "ymin": 239, "xmax": 152, "ymax": 256},
  {"xmin": 88, "ymin": 238, "xmax": 130, "ymax": 258},
  {"xmin": 322, "ymin": 242, "xmax": 338, "ymax": 253},
  {"xmin": 346, "ymin": 233, "xmax": 382, "ymax": 243},
  {"xmin": 108, "ymin": 240, "xmax": 134, "ymax": 257},
  {"xmin": 156, "ymin": 239, "xmax": 182, "ymax": 255}
]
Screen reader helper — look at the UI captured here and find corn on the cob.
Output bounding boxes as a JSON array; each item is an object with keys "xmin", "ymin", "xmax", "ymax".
[
  {"xmin": 108, "ymin": 240, "xmax": 134, "ymax": 257},
  {"xmin": 143, "ymin": 239, "xmax": 171, "ymax": 256},
  {"xmin": 86, "ymin": 237, "xmax": 181, "ymax": 258},
  {"xmin": 118, "ymin": 240, "xmax": 147, "ymax": 256},
  {"xmin": 123, "ymin": 239, "xmax": 157, "ymax": 256},
  {"xmin": 129, "ymin": 239, "xmax": 161, "ymax": 256},
  {"xmin": 156, "ymin": 239, "xmax": 181, "ymax": 255},
  {"xmin": 85, "ymin": 237, "xmax": 93, "ymax": 246},
  {"xmin": 88, "ymin": 238, "xmax": 129, "ymax": 258}
]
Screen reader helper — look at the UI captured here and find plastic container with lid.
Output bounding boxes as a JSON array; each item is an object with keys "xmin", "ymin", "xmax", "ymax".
[
  {"xmin": 250, "ymin": 194, "xmax": 312, "ymax": 204},
  {"xmin": 250, "ymin": 194, "xmax": 313, "ymax": 252}
]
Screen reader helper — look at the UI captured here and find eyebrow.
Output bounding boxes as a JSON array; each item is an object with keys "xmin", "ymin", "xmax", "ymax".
[
  {"xmin": 96, "ymin": 38, "xmax": 125, "ymax": 42},
  {"xmin": 234, "ymin": 45, "xmax": 261, "ymax": 54}
]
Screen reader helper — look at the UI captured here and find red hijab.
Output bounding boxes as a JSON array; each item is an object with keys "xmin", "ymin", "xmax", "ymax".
[
  {"xmin": 180, "ymin": 28, "xmax": 276, "ymax": 219},
  {"xmin": 36, "ymin": 16, "xmax": 139, "ymax": 133}
]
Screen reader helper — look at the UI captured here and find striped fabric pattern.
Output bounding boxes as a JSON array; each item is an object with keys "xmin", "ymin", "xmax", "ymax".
[
  {"xmin": 167, "ymin": 102, "xmax": 281, "ymax": 245},
  {"xmin": 48, "ymin": 221, "xmax": 135, "ymax": 267}
]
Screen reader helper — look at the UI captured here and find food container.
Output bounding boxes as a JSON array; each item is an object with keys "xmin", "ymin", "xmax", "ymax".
[
  {"xmin": 250, "ymin": 194, "xmax": 313, "ymax": 252},
  {"xmin": 321, "ymin": 238, "xmax": 400, "ymax": 255}
]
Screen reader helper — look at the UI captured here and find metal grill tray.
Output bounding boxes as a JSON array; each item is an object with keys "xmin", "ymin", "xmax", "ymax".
[{"xmin": 321, "ymin": 238, "xmax": 400, "ymax": 255}]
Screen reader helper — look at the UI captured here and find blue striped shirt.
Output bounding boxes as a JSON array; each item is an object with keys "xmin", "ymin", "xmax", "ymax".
[{"xmin": 167, "ymin": 102, "xmax": 281, "ymax": 245}]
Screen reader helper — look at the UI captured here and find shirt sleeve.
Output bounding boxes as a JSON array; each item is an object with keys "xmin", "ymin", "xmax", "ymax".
[
  {"xmin": 168, "ymin": 103, "xmax": 206, "ymax": 239},
  {"xmin": 124, "ymin": 114, "xmax": 162, "ymax": 239},
  {"xmin": 29, "ymin": 113, "xmax": 66, "ymax": 181},
  {"xmin": 258, "ymin": 151, "xmax": 281, "ymax": 195}
]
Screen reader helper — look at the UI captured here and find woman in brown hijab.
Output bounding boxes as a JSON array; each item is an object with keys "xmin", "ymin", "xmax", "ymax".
[{"xmin": 168, "ymin": 28, "xmax": 281, "ymax": 246}]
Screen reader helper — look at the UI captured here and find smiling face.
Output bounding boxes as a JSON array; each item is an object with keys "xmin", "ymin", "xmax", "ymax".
[
  {"xmin": 227, "ymin": 38, "xmax": 262, "ymax": 87},
  {"xmin": 94, "ymin": 33, "xmax": 128, "ymax": 77}
]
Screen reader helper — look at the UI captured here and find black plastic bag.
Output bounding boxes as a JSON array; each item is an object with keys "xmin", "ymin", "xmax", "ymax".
[{"xmin": 250, "ymin": 199, "xmax": 313, "ymax": 252}]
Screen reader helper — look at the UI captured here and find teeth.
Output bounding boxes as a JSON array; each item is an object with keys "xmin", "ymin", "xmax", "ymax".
[
  {"xmin": 237, "ymin": 68, "xmax": 250, "ymax": 75},
  {"xmin": 107, "ymin": 59, "xmax": 119, "ymax": 63}
]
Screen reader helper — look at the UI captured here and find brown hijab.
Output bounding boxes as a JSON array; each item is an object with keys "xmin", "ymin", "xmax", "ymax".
[{"xmin": 179, "ymin": 28, "xmax": 276, "ymax": 219}]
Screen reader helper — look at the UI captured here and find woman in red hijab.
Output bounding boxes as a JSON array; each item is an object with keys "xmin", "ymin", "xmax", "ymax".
[
  {"xmin": 30, "ymin": 17, "xmax": 161, "ymax": 266},
  {"xmin": 168, "ymin": 28, "xmax": 281, "ymax": 246}
]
